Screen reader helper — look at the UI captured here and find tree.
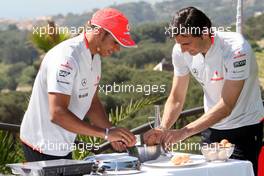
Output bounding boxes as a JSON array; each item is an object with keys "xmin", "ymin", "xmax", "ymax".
[
  {"xmin": 0, "ymin": 131, "xmax": 24, "ymax": 174},
  {"xmin": 0, "ymin": 91, "xmax": 29, "ymax": 124},
  {"xmin": 18, "ymin": 65, "xmax": 37, "ymax": 86},
  {"xmin": 31, "ymin": 21, "xmax": 70, "ymax": 53},
  {"xmin": 0, "ymin": 29, "xmax": 38, "ymax": 64},
  {"xmin": 132, "ymin": 22, "xmax": 168, "ymax": 43}
]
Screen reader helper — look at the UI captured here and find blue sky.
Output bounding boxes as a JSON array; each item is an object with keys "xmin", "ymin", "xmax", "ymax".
[{"xmin": 0, "ymin": 0, "xmax": 163, "ymax": 19}]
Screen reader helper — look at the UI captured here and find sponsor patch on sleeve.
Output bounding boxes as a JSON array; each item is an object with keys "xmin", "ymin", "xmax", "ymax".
[
  {"xmin": 59, "ymin": 70, "xmax": 71, "ymax": 77},
  {"xmin": 55, "ymin": 59, "xmax": 75, "ymax": 88},
  {"xmin": 233, "ymin": 51, "xmax": 246, "ymax": 59},
  {"xmin": 233, "ymin": 60, "xmax": 246, "ymax": 68},
  {"xmin": 224, "ymin": 48, "xmax": 250, "ymax": 80}
]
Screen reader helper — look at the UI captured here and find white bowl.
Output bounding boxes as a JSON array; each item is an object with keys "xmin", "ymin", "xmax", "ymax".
[{"xmin": 201, "ymin": 143, "xmax": 235, "ymax": 162}]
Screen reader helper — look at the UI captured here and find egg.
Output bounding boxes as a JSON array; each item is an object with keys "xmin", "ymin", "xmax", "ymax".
[
  {"xmin": 218, "ymin": 150, "xmax": 227, "ymax": 160},
  {"xmin": 224, "ymin": 142, "xmax": 232, "ymax": 148},
  {"xmin": 207, "ymin": 151, "xmax": 218, "ymax": 161},
  {"xmin": 220, "ymin": 139, "xmax": 229, "ymax": 145}
]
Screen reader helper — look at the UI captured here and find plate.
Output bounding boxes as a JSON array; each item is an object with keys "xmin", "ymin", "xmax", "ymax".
[
  {"xmin": 143, "ymin": 155, "xmax": 206, "ymax": 168},
  {"xmin": 106, "ymin": 170, "xmax": 143, "ymax": 175},
  {"xmin": 89, "ymin": 153, "xmax": 137, "ymax": 162}
]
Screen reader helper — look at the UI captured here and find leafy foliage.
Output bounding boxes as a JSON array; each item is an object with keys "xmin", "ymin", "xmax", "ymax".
[
  {"xmin": 0, "ymin": 2, "xmax": 263, "ymax": 173},
  {"xmin": 31, "ymin": 21, "xmax": 70, "ymax": 52},
  {"xmin": 256, "ymin": 51, "xmax": 264, "ymax": 88},
  {"xmin": 0, "ymin": 131, "xmax": 24, "ymax": 174},
  {"xmin": 55, "ymin": 0, "xmax": 264, "ymax": 27},
  {"xmin": 109, "ymin": 96, "xmax": 165, "ymax": 125},
  {"xmin": 99, "ymin": 60, "xmax": 174, "ymax": 113},
  {"xmin": 73, "ymin": 135, "xmax": 103, "ymax": 160},
  {"xmin": 0, "ymin": 91, "xmax": 29, "ymax": 124},
  {"xmin": 112, "ymin": 2, "xmax": 157, "ymax": 25},
  {"xmin": 244, "ymin": 13, "xmax": 264, "ymax": 41},
  {"xmin": 18, "ymin": 65, "xmax": 37, "ymax": 86},
  {"xmin": 0, "ymin": 28, "xmax": 38, "ymax": 65}
]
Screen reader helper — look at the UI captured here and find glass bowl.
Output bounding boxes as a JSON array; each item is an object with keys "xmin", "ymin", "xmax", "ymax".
[{"xmin": 201, "ymin": 143, "xmax": 235, "ymax": 162}]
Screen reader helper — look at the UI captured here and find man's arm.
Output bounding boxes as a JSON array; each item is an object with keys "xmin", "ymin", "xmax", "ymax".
[
  {"xmin": 86, "ymin": 91, "xmax": 112, "ymax": 128},
  {"xmin": 184, "ymin": 79, "xmax": 244, "ymax": 136},
  {"xmin": 48, "ymin": 92, "xmax": 134, "ymax": 146},
  {"xmin": 85, "ymin": 91, "xmax": 136, "ymax": 149},
  {"xmin": 161, "ymin": 74, "xmax": 190, "ymax": 129},
  {"xmin": 143, "ymin": 74, "xmax": 189, "ymax": 145},
  {"xmin": 162, "ymin": 79, "xmax": 245, "ymax": 144},
  {"xmin": 48, "ymin": 92, "xmax": 105, "ymax": 138}
]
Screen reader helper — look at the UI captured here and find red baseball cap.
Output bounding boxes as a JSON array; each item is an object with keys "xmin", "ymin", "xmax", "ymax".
[{"xmin": 91, "ymin": 8, "xmax": 137, "ymax": 48}]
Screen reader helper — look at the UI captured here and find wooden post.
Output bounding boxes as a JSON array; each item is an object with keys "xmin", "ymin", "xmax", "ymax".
[{"xmin": 236, "ymin": 0, "xmax": 243, "ymax": 34}]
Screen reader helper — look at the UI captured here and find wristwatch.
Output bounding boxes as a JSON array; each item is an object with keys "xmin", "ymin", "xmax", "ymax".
[
  {"xmin": 104, "ymin": 128, "xmax": 109, "ymax": 140},
  {"xmin": 104, "ymin": 126, "xmax": 116, "ymax": 140}
]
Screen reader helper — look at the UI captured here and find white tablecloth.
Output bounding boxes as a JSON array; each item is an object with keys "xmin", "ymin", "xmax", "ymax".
[
  {"xmin": 84, "ymin": 153, "xmax": 254, "ymax": 176},
  {"xmin": 138, "ymin": 159, "xmax": 254, "ymax": 176}
]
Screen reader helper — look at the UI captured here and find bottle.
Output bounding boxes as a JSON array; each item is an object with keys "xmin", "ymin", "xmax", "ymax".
[{"xmin": 154, "ymin": 105, "xmax": 161, "ymax": 128}]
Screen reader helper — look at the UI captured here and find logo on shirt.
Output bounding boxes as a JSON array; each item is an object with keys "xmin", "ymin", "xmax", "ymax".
[
  {"xmin": 59, "ymin": 70, "xmax": 71, "ymax": 77},
  {"xmin": 210, "ymin": 71, "xmax": 223, "ymax": 81},
  {"xmin": 79, "ymin": 93, "xmax": 88, "ymax": 98},
  {"xmin": 232, "ymin": 69, "xmax": 245, "ymax": 73},
  {"xmin": 191, "ymin": 68, "xmax": 198, "ymax": 76},
  {"xmin": 60, "ymin": 61, "xmax": 73, "ymax": 70},
  {"xmin": 233, "ymin": 51, "xmax": 246, "ymax": 59},
  {"xmin": 57, "ymin": 80, "xmax": 70, "ymax": 84},
  {"xmin": 233, "ymin": 60, "xmax": 246, "ymax": 68},
  {"xmin": 81, "ymin": 79, "xmax": 87, "ymax": 87}
]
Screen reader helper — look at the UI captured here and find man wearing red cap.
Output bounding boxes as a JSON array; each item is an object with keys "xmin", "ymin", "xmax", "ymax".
[{"xmin": 20, "ymin": 8, "xmax": 137, "ymax": 161}]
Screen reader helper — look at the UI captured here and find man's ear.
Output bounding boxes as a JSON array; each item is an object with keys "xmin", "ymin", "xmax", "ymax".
[
  {"xmin": 201, "ymin": 33, "xmax": 210, "ymax": 40},
  {"xmin": 87, "ymin": 20, "xmax": 91, "ymax": 26},
  {"xmin": 95, "ymin": 28, "xmax": 109, "ymax": 42}
]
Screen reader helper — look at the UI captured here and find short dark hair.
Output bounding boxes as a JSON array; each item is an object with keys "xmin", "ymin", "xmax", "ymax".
[{"xmin": 170, "ymin": 7, "xmax": 212, "ymax": 37}]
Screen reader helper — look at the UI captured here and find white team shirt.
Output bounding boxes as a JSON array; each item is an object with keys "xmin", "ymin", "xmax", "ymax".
[
  {"xmin": 172, "ymin": 32, "xmax": 264, "ymax": 130},
  {"xmin": 20, "ymin": 33, "xmax": 101, "ymax": 156}
]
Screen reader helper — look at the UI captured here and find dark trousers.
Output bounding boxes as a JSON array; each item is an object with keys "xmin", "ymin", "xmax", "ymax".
[
  {"xmin": 22, "ymin": 143, "xmax": 72, "ymax": 162},
  {"xmin": 201, "ymin": 122, "xmax": 263, "ymax": 176}
]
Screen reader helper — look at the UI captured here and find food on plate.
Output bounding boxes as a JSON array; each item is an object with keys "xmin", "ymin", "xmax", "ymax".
[{"xmin": 170, "ymin": 154, "xmax": 191, "ymax": 165}]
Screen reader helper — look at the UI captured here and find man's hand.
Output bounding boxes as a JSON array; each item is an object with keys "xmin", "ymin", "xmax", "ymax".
[
  {"xmin": 111, "ymin": 141, "xmax": 127, "ymax": 152},
  {"xmin": 143, "ymin": 128, "xmax": 164, "ymax": 146},
  {"xmin": 160, "ymin": 128, "xmax": 188, "ymax": 151},
  {"xmin": 108, "ymin": 127, "xmax": 136, "ymax": 147}
]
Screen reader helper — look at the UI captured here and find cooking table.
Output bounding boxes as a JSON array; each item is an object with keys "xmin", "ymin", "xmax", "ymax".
[
  {"xmin": 84, "ymin": 154, "xmax": 255, "ymax": 176},
  {"xmin": 137, "ymin": 159, "xmax": 254, "ymax": 176}
]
